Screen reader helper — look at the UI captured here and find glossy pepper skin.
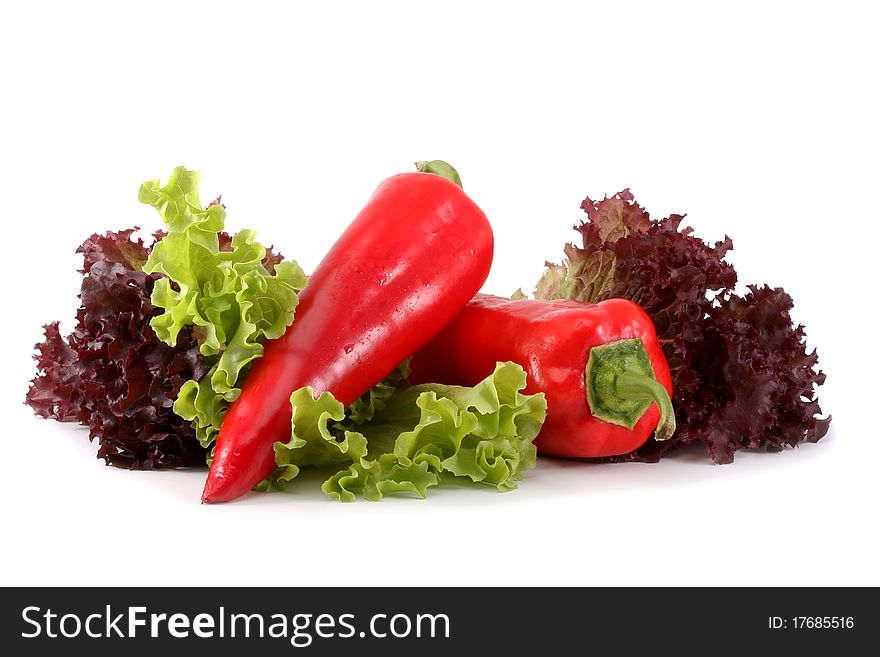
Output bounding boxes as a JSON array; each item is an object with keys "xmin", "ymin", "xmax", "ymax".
[
  {"xmin": 409, "ymin": 294, "xmax": 674, "ymax": 458},
  {"xmin": 202, "ymin": 170, "xmax": 493, "ymax": 503}
]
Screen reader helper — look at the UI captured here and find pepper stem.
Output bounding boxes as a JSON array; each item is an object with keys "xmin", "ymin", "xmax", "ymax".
[
  {"xmin": 415, "ymin": 160, "xmax": 463, "ymax": 188},
  {"xmin": 614, "ymin": 372, "xmax": 676, "ymax": 441},
  {"xmin": 585, "ymin": 338, "xmax": 676, "ymax": 441}
]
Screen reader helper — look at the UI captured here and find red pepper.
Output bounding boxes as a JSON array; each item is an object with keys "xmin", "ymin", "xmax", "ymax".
[
  {"xmin": 202, "ymin": 163, "xmax": 493, "ymax": 503},
  {"xmin": 409, "ymin": 294, "xmax": 675, "ymax": 458}
]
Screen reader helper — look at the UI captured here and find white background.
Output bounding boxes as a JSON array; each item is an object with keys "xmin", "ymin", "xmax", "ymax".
[{"xmin": 1, "ymin": 1, "xmax": 876, "ymax": 587}]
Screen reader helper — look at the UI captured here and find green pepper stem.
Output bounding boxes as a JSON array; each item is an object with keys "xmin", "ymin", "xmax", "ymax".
[
  {"xmin": 584, "ymin": 338, "xmax": 677, "ymax": 439},
  {"xmin": 415, "ymin": 160, "xmax": 463, "ymax": 188},
  {"xmin": 614, "ymin": 372, "xmax": 676, "ymax": 441}
]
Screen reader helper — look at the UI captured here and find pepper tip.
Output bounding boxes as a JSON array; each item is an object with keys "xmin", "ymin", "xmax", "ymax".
[{"xmin": 201, "ymin": 478, "xmax": 221, "ymax": 504}]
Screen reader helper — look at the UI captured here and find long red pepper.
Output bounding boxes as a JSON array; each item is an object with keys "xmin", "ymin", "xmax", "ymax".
[
  {"xmin": 409, "ymin": 294, "xmax": 675, "ymax": 458},
  {"xmin": 202, "ymin": 163, "xmax": 493, "ymax": 503}
]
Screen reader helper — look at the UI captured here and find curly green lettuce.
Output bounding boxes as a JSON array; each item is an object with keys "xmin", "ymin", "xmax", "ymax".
[
  {"xmin": 140, "ymin": 166, "xmax": 307, "ymax": 449},
  {"xmin": 264, "ymin": 362, "xmax": 547, "ymax": 501},
  {"xmin": 342, "ymin": 359, "xmax": 411, "ymax": 426}
]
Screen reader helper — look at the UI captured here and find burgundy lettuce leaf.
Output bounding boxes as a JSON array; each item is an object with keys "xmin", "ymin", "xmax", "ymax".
[
  {"xmin": 79, "ymin": 227, "xmax": 149, "ymax": 273},
  {"xmin": 25, "ymin": 322, "xmax": 81, "ymax": 421},
  {"xmin": 25, "ymin": 229, "xmax": 210, "ymax": 469},
  {"xmin": 695, "ymin": 286, "xmax": 829, "ymax": 460},
  {"xmin": 580, "ymin": 188, "xmax": 651, "ymax": 243}
]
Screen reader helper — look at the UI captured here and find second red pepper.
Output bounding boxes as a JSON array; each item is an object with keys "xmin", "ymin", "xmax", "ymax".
[{"xmin": 409, "ymin": 294, "xmax": 675, "ymax": 458}]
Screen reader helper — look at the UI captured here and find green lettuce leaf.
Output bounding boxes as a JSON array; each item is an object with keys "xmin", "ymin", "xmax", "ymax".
[
  {"xmin": 342, "ymin": 359, "xmax": 412, "ymax": 426},
  {"xmin": 140, "ymin": 166, "xmax": 307, "ymax": 449},
  {"xmin": 260, "ymin": 387, "xmax": 370, "ymax": 492},
  {"xmin": 265, "ymin": 362, "xmax": 547, "ymax": 501}
]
